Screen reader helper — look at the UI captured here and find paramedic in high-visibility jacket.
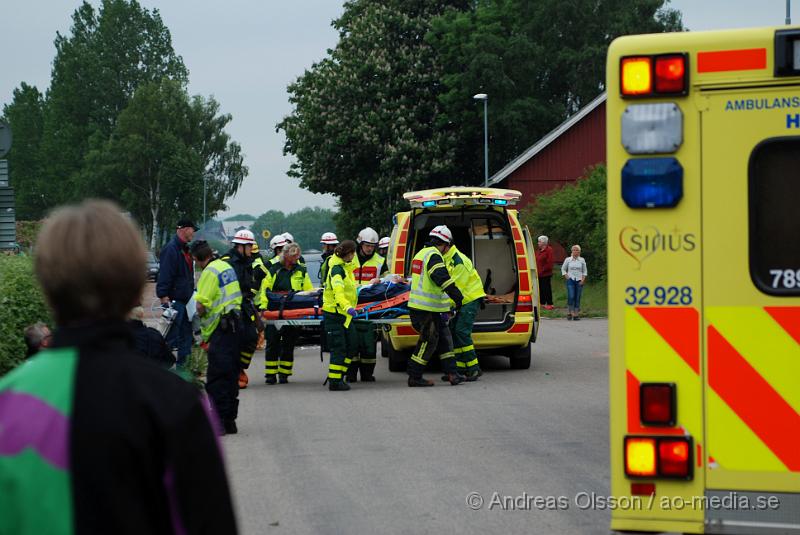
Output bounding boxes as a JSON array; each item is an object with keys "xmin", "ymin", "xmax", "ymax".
[
  {"xmin": 259, "ymin": 242, "xmax": 313, "ymax": 384},
  {"xmin": 347, "ymin": 227, "xmax": 388, "ymax": 382},
  {"xmin": 443, "ymin": 242, "xmax": 486, "ymax": 380},
  {"xmin": 322, "ymin": 240, "xmax": 358, "ymax": 391},
  {"xmin": 192, "ymin": 240, "xmax": 244, "ymax": 435},
  {"xmin": 407, "ymin": 226, "xmax": 466, "ymax": 387}
]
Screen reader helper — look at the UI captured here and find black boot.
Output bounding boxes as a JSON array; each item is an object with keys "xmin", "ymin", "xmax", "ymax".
[
  {"xmin": 346, "ymin": 365, "xmax": 358, "ymax": 383},
  {"xmin": 329, "ymin": 380, "xmax": 351, "ymax": 391},
  {"xmin": 278, "ymin": 374, "xmax": 289, "ymax": 384},
  {"xmin": 446, "ymin": 372, "xmax": 465, "ymax": 385},
  {"xmin": 265, "ymin": 375, "xmax": 277, "ymax": 385},
  {"xmin": 223, "ymin": 420, "xmax": 238, "ymax": 434},
  {"xmin": 408, "ymin": 376, "xmax": 434, "ymax": 387},
  {"xmin": 360, "ymin": 363, "xmax": 376, "ymax": 382}
]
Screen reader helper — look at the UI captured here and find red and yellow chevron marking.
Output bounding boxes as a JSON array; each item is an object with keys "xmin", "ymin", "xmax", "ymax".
[
  {"xmin": 706, "ymin": 306, "xmax": 800, "ymax": 473},
  {"xmin": 624, "ymin": 307, "xmax": 703, "ymax": 442}
]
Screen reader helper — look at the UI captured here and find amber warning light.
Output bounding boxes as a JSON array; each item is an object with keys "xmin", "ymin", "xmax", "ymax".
[{"xmin": 621, "ymin": 54, "xmax": 688, "ymax": 97}]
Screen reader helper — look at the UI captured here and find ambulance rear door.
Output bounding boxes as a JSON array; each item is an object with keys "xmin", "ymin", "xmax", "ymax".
[{"xmin": 700, "ymin": 79, "xmax": 800, "ymax": 526}]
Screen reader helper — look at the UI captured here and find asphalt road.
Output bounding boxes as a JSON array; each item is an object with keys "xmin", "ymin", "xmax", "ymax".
[{"xmin": 222, "ymin": 317, "xmax": 611, "ymax": 535}]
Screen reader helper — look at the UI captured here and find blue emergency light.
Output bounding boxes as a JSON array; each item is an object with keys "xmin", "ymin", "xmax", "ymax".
[
  {"xmin": 493, "ymin": 199, "xmax": 508, "ymax": 205},
  {"xmin": 422, "ymin": 200, "xmax": 436, "ymax": 207},
  {"xmin": 621, "ymin": 157, "xmax": 683, "ymax": 208}
]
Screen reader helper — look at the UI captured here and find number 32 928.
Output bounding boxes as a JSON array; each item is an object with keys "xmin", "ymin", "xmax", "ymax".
[{"xmin": 625, "ymin": 286, "xmax": 692, "ymax": 305}]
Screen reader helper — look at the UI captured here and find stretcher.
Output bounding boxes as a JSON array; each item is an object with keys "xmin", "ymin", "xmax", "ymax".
[{"xmin": 261, "ymin": 288, "xmax": 411, "ymax": 329}]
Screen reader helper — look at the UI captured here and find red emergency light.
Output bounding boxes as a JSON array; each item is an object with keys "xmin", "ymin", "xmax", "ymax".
[
  {"xmin": 621, "ymin": 54, "xmax": 688, "ymax": 97},
  {"xmin": 640, "ymin": 383, "xmax": 676, "ymax": 426},
  {"xmin": 624, "ymin": 436, "xmax": 693, "ymax": 480}
]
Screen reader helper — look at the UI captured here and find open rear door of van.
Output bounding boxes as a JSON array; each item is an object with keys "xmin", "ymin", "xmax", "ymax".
[{"xmin": 521, "ymin": 225, "xmax": 540, "ymax": 342}]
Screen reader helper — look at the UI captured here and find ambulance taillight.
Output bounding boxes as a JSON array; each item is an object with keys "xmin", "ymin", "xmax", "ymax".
[
  {"xmin": 516, "ymin": 294, "xmax": 533, "ymax": 313},
  {"xmin": 621, "ymin": 54, "xmax": 688, "ymax": 97},
  {"xmin": 640, "ymin": 383, "xmax": 676, "ymax": 426},
  {"xmin": 625, "ymin": 437, "xmax": 657, "ymax": 477},
  {"xmin": 625, "ymin": 436, "xmax": 694, "ymax": 480},
  {"xmin": 654, "ymin": 55, "xmax": 686, "ymax": 93},
  {"xmin": 659, "ymin": 439, "xmax": 691, "ymax": 478}
]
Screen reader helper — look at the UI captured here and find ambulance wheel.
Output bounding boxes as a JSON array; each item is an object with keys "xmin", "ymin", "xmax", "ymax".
[
  {"xmin": 387, "ymin": 343, "xmax": 409, "ymax": 372},
  {"xmin": 508, "ymin": 343, "xmax": 531, "ymax": 370},
  {"xmin": 380, "ymin": 335, "xmax": 388, "ymax": 358}
]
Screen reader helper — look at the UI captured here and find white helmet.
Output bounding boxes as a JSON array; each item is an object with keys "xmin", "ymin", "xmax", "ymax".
[
  {"xmin": 282, "ymin": 232, "xmax": 294, "ymax": 243},
  {"xmin": 232, "ymin": 229, "xmax": 256, "ymax": 245},
  {"xmin": 269, "ymin": 234, "xmax": 288, "ymax": 250},
  {"xmin": 378, "ymin": 237, "xmax": 390, "ymax": 248},
  {"xmin": 429, "ymin": 225, "xmax": 452, "ymax": 244},
  {"xmin": 320, "ymin": 232, "xmax": 339, "ymax": 245},
  {"xmin": 357, "ymin": 227, "xmax": 379, "ymax": 245}
]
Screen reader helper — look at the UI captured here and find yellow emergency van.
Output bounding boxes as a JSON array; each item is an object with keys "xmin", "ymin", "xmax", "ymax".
[
  {"xmin": 607, "ymin": 27, "xmax": 800, "ymax": 534},
  {"xmin": 382, "ymin": 187, "xmax": 540, "ymax": 371}
]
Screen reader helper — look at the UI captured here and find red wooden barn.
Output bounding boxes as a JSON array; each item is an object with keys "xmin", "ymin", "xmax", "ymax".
[{"xmin": 488, "ymin": 92, "xmax": 607, "ymax": 260}]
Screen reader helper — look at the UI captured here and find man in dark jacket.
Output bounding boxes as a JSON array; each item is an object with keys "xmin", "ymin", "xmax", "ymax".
[{"xmin": 156, "ymin": 218, "xmax": 197, "ymax": 368}]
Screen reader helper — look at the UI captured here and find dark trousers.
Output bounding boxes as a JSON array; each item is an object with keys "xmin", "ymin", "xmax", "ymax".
[
  {"xmin": 238, "ymin": 313, "xmax": 259, "ymax": 370},
  {"xmin": 347, "ymin": 320, "xmax": 377, "ymax": 379},
  {"xmin": 265, "ymin": 325, "xmax": 299, "ymax": 376},
  {"xmin": 407, "ymin": 309, "xmax": 458, "ymax": 379},
  {"xmin": 538, "ymin": 275, "xmax": 553, "ymax": 306},
  {"xmin": 165, "ymin": 300, "xmax": 193, "ymax": 365},
  {"xmin": 206, "ymin": 322, "xmax": 240, "ymax": 423},
  {"xmin": 324, "ymin": 312, "xmax": 352, "ymax": 383},
  {"xmin": 450, "ymin": 299, "xmax": 481, "ymax": 374}
]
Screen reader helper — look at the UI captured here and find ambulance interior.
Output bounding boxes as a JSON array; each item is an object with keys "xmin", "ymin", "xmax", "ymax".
[{"xmin": 408, "ymin": 210, "xmax": 518, "ymax": 326}]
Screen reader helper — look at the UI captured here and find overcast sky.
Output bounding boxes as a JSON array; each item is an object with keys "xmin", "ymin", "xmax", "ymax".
[{"xmin": 0, "ymin": 1, "xmax": 793, "ymax": 219}]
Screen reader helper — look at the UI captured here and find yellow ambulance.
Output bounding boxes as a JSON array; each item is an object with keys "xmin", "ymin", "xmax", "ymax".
[
  {"xmin": 607, "ymin": 26, "xmax": 800, "ymax": 533},
  {"xmin": 382, "ymin": 187, "xmax": 540, "ymax": 371}
]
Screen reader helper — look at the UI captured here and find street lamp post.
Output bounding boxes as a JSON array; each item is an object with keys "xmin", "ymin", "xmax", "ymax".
[
  {"xmin": 203, "ymin": 173, "xmax": 207, "ymax": 226},
  {"xmin": 473, "ymin": 93, "xmax": 489, "ymax": 186}
]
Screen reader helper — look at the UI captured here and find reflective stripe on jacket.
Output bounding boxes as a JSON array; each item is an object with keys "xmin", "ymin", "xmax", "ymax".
[
  {"xmin": 195, "ymin": 258, "xmax": 243, "ymax": 341},
  {"xmin": 444, "ymin": 245, "xmax": 485, "ymax": 306},
  {"xmin": 409, "ymin": 246, "xmax": 452, "ymax": 312},
  {"xmin": 353, "ymin": 252, "xmax": 386, "ymax": 286},
  {"xmin": 258, "ymin": 260, "xmax": 313, "ymax": 308},
  {"xmin": 322, "ymin": 254, "xmax": 357, "ymax": 327}
]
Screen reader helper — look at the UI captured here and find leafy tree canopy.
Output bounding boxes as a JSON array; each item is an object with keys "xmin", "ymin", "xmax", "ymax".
[
  {"xmin": 2, "ymin": 0, "xmax": 247, "ymax": 247},
  {"xmin": 279, "ymin": 0, "xmax": 682, "ymax": 237}
]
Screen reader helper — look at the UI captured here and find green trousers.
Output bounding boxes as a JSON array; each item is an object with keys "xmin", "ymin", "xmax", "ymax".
[
  {"xmin": 264, "ymin": 325, "xmax": 298, "ymax": 377},
  {"xmin": 450, "ymin": 299, "xmax": 481, "ymax": 375},
  {"xmin": 324, "ymin": 312, "xmax": 352, "ymax": 384},
  {"xmin": 347, "ymin": 319, "xmax": 377, "ymax": 379}
]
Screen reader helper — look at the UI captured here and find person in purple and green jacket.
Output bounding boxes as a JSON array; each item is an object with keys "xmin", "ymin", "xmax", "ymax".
[{"xmin": 0, "ymin": 200, "xmax": 237, "ymax": 535}]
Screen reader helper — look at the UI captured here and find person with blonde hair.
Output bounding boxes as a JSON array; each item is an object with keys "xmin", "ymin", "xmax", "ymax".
[
  {"xmin": 259, "ymin": 241, "xmax": 313, "ymax": 383},
  {"xmin": 561, "ymin": 244, "xmax": 588, "ymax": 320},
  {"xmin": 0, "ymin": 200, "xmax": 237, "ymax": 534}
]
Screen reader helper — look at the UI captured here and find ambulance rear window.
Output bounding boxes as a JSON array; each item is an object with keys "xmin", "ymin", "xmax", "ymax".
[{"xmin": 749, "ymin": 138, "xmax": 800, "ymax": 295}]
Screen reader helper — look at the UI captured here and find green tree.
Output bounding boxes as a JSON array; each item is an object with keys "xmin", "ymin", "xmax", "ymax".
[
  {"xmin": 251, "ymin": 210, "xmax": 288, "ymax": 251},
  {"xmin": 250, "ymin": 207, "xmax": 337, "ymax": 253},
  {"xmin": 38, "ymin": 0, "xmax": 188, "ymax": 206},
  {"xmin": 278, "ymin": 0, "xmax": 470, "ymax": 238},
  {"xmin": 2, "ymin": 83, "xmax": 46, "ymax": 219},
  {"xmin": 523, "ymin": 165, "xmax": 607, "ymax": 280},
  {"xmin": 428, "ymin": 0, "xmax": 683, "ymax": 184},
  {"xmin": 84, "ymin": 80, "xmax": 247, "ymax": 249}
]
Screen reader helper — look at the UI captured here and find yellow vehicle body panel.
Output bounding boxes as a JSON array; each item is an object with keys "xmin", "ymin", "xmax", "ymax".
[
  {"xmin": 608, "ymin": 26, "xmax": 800, "ymax": 533},
  {"xmin": 386, "ymin": 192, "xmax": 538, "ymax": 356}
]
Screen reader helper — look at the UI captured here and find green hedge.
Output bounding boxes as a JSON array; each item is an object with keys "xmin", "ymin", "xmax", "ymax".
[
  {"xmin": 0, "ymin": 256, "xmax": 51, "ymax": 376},
  {"xmin": 522, "ymin": 165, "xmax": 607, "ymax": 280}
]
